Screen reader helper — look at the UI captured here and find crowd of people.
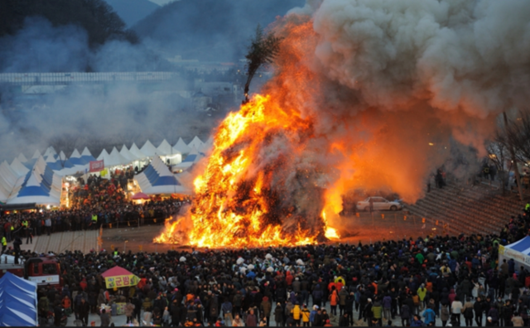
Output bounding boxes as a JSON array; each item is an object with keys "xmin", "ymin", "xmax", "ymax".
[
  {"xmin": 1, "ymin": 171, "xmax": 191, "ymax": 250},
  {"xmin": 4, "ymin": 203, "xmax": 526, "ymax": 327}
]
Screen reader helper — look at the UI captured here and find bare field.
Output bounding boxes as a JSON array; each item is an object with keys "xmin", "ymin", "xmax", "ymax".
[{"xmin": 101, "ymin": 210, "xmax": 449, "ymax": 252}]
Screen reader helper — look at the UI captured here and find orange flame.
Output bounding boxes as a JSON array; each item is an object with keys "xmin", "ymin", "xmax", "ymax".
[
  {"xmin": 154, "ymin": 21, "xmax": 346, "ymax": 248},
  {"xmin": 154, "ymin": 94, "xmax": 334, "ymax": 248}
]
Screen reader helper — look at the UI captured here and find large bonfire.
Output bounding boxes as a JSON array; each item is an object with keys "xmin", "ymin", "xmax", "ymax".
[
  {"xmin": 155, "ymin": 0, "xmax": 530, "ymax": 248},
  {"xmin": 155, "ymin": 21, "xmax": 340, "ymax": 248}
]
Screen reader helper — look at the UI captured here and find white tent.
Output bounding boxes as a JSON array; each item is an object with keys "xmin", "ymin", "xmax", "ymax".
[
  {"xmin": 97, "ymin": 149, "xmax": 112, "ymax": 167},
  {"xmin": 108, "ymin": 147, "xmax": 130, "ymax": 167},
  {"xmin": 129, "ymin": 143, "xmax": 146, "ymax": 160},
  {"xmin": 0, "ymin": 161, "xmax": 19, "ymax": 189},
  {"xmin": 499, "ymin": 236, "xmax": 530, "ymax": 270},
  {"xmin": 187, "ymin": 136, "xmax": 204, "ymax": 151},
  {"xmin": 80, "ymin": 147, "xmax": 96, "ymax": 164},
  {"xmin": 7, "ymin": 157, "xmax": 61, "ymax": 205},
  {"xmin": 0, "ymin": 161, "xmax": 17, "ymax": 202},
  {"xmin": 31, "ymin": 150, "xmax": 41, "ymax": 159},
  {"xmin": 43, "ymin": 146, "xmax": 57, "ymax": 158},
  {"xmin": 140, "ymin": 140, "xmax": 158, "ymax": 157},
  {"xmin": 17, "ymin": 153, "xmax": 28, "ymax": 163},
  {"xmin": 200, "ymin": 136, "xmax": 214, "ymax": 153},
  {"xmin": 120, "ymin": 145, "xmax": 137, "ymax": 162},
  {"xmin": 10, "ymin": 158, "xmax": 29, "ymax": 177},
  {"xmin": 68, "ymin": 149, "xmax": 90, "ymax": 173},
  {"xmin": 134, "ymin": 156, "xmax": 190, "ymax": 195},
  {"xmin": 157, "ymin": 139, "xmax": 176, "ymax": 156},
  {"xmin": 174, "ymin": 148, "xmax": 203, "ymax": 169},
  {"xmin": 45, "ymin": 155, "xmax": 56, "ymax": 163},
  {"xmin": 157, "ymin": 140, "xmax": 182, "ymax": 165},
  {"xmin": 69, "ymin": 149, "xmax": 81, "ymax": 160},
  {"xmin": 174, "ymin": 138, "xmax": 192, "ymax": 154}
]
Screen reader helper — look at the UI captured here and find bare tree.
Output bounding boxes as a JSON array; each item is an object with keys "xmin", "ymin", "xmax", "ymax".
[
  {"xmin": 242, "ymin": 24, "xmax": 282, "ymax": 104},
  {"xmin": 487, "ymin": 137, "xmax": 510, "ymax": 195}
]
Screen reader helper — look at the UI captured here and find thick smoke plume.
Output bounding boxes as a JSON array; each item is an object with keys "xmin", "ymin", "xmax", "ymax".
[{"xmin": 270, "ymin": 0, "xmax": 530, "ymax": 207}]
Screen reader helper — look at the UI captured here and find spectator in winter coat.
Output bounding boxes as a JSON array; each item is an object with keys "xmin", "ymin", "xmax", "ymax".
[
  {"xmin": 274, "ymin": 303, "xmax": 284, "ymax": 326},
  {"xmin": 411, "ymin": 314, "xmax": 424, "ymax": 327},
  {"xmin": 222, "ymin": 299, "xmax": 233, "ymax": 326},
  {"xmin": 245, "ymin": 309, "xmax": 257, "ymax": 327},
  {"xmin": 301, "ymin": 305, "xmax": 311, "ymax": 327},
  {"xmin": 401, "ymin": 303, "xmax": 411, "ymax": 327},
  {"xmin": 309, "ymin": 305, "xmax": 318, "ymax": 325},
  {"xmin": 451, "ymin": 296, "xmax": 463, "ymax": 326},
  {"xmin": 372, "ymin": 299, "xmax": 383, "ymax": 326},
  {"xmin": 422, "ymin": 307, "xmax": 436, "ymax": 326},
  {"xmin": 441, "ymin": 304, "xmax": 450, "ymax": 327},
  {"xmin": 488, "ymin": 305, "xmax": 499, "ymax": 326},
  {"xmin": 382, "ymin": 294, "xmax": 392, "ymax": 320},
  {"xmin": 125, "ymin": 300, "xmax": 135, "ymax": 324}
]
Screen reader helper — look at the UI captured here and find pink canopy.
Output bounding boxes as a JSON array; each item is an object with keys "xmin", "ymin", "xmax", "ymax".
[{"xmin": 131, "ymin": 192, "xmax": 150, "ymax": 200}]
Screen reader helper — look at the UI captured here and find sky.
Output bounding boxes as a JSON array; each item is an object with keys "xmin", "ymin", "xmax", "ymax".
[{"xmin": 148, "ymin": 0, "xmax": 175, "ymax": 6}]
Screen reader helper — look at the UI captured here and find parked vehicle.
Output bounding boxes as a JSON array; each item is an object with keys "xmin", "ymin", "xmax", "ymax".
[
  {"xmin": 0, "ymin": 254, "xmax": 63, "ymax": 290},
  {"xmin": 356, "ymin": 197, "xmax": 402, "ymax": 211}
]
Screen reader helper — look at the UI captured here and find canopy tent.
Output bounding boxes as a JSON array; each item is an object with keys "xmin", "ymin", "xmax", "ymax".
[
  {"xmin": 108, "ymin": 147, "xmax": 130, "ymax": 167},
  {"xmin": 173, "ymin": 148, "xmax": 203, "ymax": 170},
  {"xmin": 101, "ymin": 266, "xmax": 140, "ymax": 289},
  {"xmin": 140, "ymin": 140, "xmax": 158, "ymax": 158},
  {"xmin": 43, "ymin": 146, "xmax": 57, "ymax": 158},
  {"xmin": 198, "ymin": 137, "xmax": 213, "ymax": 156},
  {"xmin": 7, "ymin": 157, "xmax": 62, "ymax": 205},
  {"xmin": 31, "ymin": 150, "xmax": 41, "ymax": 159},
  {"xmin": 120, "ymin": 145, "xmax": 137, "ymax": 162},
  {"xmin": 129, "ymin": 143, "xmax": 146, "ymax": 160},
  {"xmin": 97, "ymin": 149, "xmax": 112, "ymax": 167},
  {"xmin": 69, "ymin": 149, "xmax": 84, "ymax": 166},
  {"xmin": 174, "ymin": 138, "xmax": 192, "ymax": 155},
  {"xmin": 10, "ymin": 158, "xmax": 29, "ymax": 177},
  {"xmin": 158, "ymin": 140, "xmax": 182, "ymax": 165},
  {"xmin": 187, "ymin": 136, "xmax": 204, "ymax": 151},
  {"xmin": 80, "ymin": 147, "xmax": 96, "ymax": 164},
  {"xmin": 499, "ymin": 236, "xmax": 530, "ymax": 269},
  {"xmin": 135, "ymin": 156, "xmax": 190, "ymax": 195},
  {"xmin": 0, "ymin": 161, "xmax": 19, "ymax": 202},
  {"xmin": 157, "ymin": 139, "xmax": 177, "ymax": 156},
  {"xmin": 17, "ymin": 153, "xmax": 28, "ymax": 163},
  {"xmin": 68, "ymin": 149, "xmax": 91, "ymax": 175},
  {"xmin": 131, "ymin": 192, "xmax": 150, "ymax": 200},
  {"xmin": 52, "ymin": 151, "xmax": 79, "ymax": 176},
  {"xmin": 0, "ymin": 272, "xmax": 38, "ymax": 327}
]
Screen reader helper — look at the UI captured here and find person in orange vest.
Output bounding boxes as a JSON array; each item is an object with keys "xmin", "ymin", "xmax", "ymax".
[
  {"xmin": 62, "ymin": 295, "xmax": 72, "ymax": 316},
  {"xmin": 329, "ymin": 288, "xmax": 339, "ymax": 316}
]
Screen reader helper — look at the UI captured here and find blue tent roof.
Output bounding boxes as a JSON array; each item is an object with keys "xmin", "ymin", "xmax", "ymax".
[
  {"xmin": 0, "ymin": 272, "xmax": 37, "ymax": 326},
  {"xmin": 135, "ymin": 156, "xmax": 189, "ymax": 195},
  {"xmin": 506, "ymin": 236, "xmax": 530, "ymax": 254}
]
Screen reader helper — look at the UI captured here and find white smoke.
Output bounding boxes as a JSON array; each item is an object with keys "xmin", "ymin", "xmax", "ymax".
[
  {"xmin": 311, "ymin": 0, "xmax": 530, "ymax": 116},
  {"xmin": 270, "ymin": 0, "xmax": 530, "ymax": 203}
]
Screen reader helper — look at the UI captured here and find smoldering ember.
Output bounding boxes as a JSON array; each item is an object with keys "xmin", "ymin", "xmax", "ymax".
[{"xmin": 1, "ymin": 0, "xmax": 530, "ymax": 327}]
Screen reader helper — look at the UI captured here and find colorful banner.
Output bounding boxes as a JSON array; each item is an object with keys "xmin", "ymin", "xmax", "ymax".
[
  {"xmin": 104, "ymin": 274, "xmax": 139, "ymax": 289},
  {"xmin": 89, "ymin": 160, "xmax": 105, "ymax": 172}
]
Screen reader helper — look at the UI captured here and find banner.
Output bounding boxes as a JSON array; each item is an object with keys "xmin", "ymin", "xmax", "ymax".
[
  {"xmin": 89, "ymin": 160, "xmax": 104, "ymax": 172},
  {"xmin": 104, "ymin": 274, "xmax": 140, "ymax": 289}
]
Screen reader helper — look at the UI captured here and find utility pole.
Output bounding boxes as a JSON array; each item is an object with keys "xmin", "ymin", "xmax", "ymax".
[{"xmin": 503, "ymin": 111, "xmax": 524, "ymax": 202}]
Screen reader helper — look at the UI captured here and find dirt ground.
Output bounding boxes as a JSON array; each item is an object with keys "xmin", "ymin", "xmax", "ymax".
[{"xmin": 101, "ymin": 210, "xmax": 447, "ymax": 253}]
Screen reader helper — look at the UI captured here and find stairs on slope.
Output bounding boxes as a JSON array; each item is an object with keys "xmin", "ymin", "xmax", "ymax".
[{"xmin": 404, "ymin": 182, "xmax": 525, "ymax": 236}]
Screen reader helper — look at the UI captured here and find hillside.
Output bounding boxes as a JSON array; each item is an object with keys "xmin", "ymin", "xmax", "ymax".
[
  {"xmin": 0, "ymin": 0, "xmax": 137, "ymax": 47},
  {"xmin": 132, "ymin": 0, "xmax": 305, "ymax": 61},
  {"xmin": 105, "ymin": 0, "xmax": 160, "ymax": 27}
]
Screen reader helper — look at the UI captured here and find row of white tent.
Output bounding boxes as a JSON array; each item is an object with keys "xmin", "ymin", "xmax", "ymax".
[{"xmin": 0, "ymin": 136, "xmax": 213, "ymax": 204}]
